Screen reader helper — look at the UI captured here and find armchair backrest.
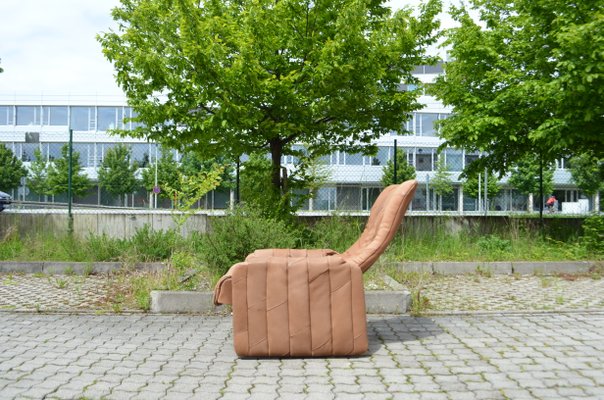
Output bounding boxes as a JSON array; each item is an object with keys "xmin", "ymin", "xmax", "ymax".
[{"xmin": 342, "ymin": 180, "xmax": 417, "ymax": 273}]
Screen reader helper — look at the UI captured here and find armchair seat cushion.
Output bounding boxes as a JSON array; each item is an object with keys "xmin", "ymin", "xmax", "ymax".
[{"xmin": 221, "ymin": 255, "xmax": 368, "ymax": 357}]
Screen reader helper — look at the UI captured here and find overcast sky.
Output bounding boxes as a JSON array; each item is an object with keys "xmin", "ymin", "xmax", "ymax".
[{"xmin": 0, "ymin": 0, "xmax": 457, "ymax": 95}]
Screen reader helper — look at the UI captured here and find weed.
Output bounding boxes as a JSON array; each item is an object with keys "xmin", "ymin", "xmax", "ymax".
[
  {"xmin": 556, "ymin": 296, "xmax": 565, "ymax": 305},
  {"xmin": 54, "ymin": 278, "xmax": 68, "ymax": 289},
  {"xmin": 475, "ymin": 265, "xmax": 493, "ymax": 278},
  {"xmin": 32, "ymin": 272, "xmax": 46, "ymax": 278},
  {"xmin": 2, "ymin": 275, "xmax": 15, "ymax": 286},
  {"xmin": 64, "ymin": 266, "xmax": 75, "ymax": 276},
  {"xmin": 83, "ymin": 263, "xmax": 94, "ymax": 277},
  {"xmin": 409, "ymin": 289, "xmax": 431, "ymax": 316},
  {"xmin": 540, "ymin": 277, "xmax": 553, "ymax": 288}
]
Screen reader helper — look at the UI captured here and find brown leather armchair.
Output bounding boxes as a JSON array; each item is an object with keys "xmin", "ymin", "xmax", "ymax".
[{"xmin": 214, "ymin": 180, "xmax": 418, "ymax": 357}]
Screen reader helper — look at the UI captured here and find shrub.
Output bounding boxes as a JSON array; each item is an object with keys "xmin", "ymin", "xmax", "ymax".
[
  {"xmin": 308, "ymin": 215, "xmax": 364, "ymax": 253},
  {"xmin": 86, "ymin": 234, "xmax": 127, "ymax": 261},
  {"xmin": 198, "ymin": 205, "xmax": 299, "ymax": 275},
  {"xmin": 129, "ymin": 224, "xmax": 181, "ymax": 261},
  {"xmin": 476, "ymin": 234, "xmax": 511, "ymax": 254},
  {"xmin": 582, "ymin": 215, "xmax": 604, "ymax": 254}
]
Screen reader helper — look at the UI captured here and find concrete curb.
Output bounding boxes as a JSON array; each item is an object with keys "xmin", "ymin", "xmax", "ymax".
[
  {"xmin": 0, "ymin": 261, "xmax": 166, "ymax": 275},
  {"xmin": 1, "ymin": 260, "xmax": 599, "ymax": 276},
  {"xmin": 150, "ymin": 288, "xmax": 412, "ymax": 315},
  {"xmin": 395, "ymin": 261, "xmax": 600, "ymax": 275}
]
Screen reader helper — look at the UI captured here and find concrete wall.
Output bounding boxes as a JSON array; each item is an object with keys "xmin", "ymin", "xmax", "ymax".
[
  {"xmin": 0, "ymin": 211, "xmax": 208, "ymax": 239},
  {"xmin": 0, "ymin": 211, "xmax": 585, "ymax": 240}
]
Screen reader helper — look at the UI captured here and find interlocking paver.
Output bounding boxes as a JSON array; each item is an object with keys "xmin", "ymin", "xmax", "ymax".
[{"xmin": 0, "ymin": 313, "xmax": 603, "ymax": 399}]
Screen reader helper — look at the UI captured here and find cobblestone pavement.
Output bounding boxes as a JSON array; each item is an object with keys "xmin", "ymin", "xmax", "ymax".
[
  {"xmin": 0, "ymin": 274, "xmax": 137, "ymax": 313},
  {"xmin": 421, "ymin": 275, "xmax": 604, "ymax": 313},
  {"xmin": 0, "ymin": 312, "xmax": 603, "ymax": 399},
  {"xmin": 1, "ymin": 272, "xmax": 604, "ymax": 313}
]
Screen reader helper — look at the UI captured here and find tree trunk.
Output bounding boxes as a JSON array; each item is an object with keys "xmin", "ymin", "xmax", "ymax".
[{"xmin": 269, "ymin": 139, "xmax": 284, "ymax": 193}]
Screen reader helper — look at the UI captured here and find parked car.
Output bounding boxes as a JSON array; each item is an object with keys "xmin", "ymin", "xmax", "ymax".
[{"xmin": 0, "ymin": 191, "xmax": 12, "ymax": 212}]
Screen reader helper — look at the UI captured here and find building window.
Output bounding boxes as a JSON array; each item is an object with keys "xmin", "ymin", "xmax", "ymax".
[
  {"xmin": 362, "ymin": 187, "xmax": 381, "ymax": 210},
  {"xmin": 16, "ymin": 106, "xmax": 40, "ymax": 125},
  {"xmin": 70, "ymin": 106, "xmax": 94, "ymax": 131},
  {"xmin": 444, "ymin": 149, "xmax": 463, "ymax": 172},
  {"xmin": 418, "ymin": 113, "xmax": 439, "ymax": 137},
  {"xmin": 97, "ymin": 107, "xmax": 118, "ymax": 131},
  {"xmin": 0, "ymin": 106, "xmax": 14, "ymax": 125},
  {"xmin": 416, "ymin": 148, "xmax": 433, "ymax": 171},
  {"xmin": 336, "ymin": 186, "xmax": 361, "ymax": 210},
  {"xmin": 42, "ymin": 106, "xmax": 68, "ymax": 126},
  {"xmin": 344, "ymin": 152, "xmax": 364, "ymax": 166},
  {"xmin": 314, "ymin": 187, "xmax": 336, "ymax": 211}
]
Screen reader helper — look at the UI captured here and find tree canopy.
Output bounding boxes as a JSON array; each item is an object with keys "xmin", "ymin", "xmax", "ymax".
[
  {"xmin": 431, "ymin": 0, "xmax": 604, "ymax": 177},
  {"xmin": 508, "ymin": 156, "xmax": 554, "ymax": 197},
  {"xmin": 99, "ymin": 0, "xmax": 441, "ymax": 193},
  {"xmin": 46, "ymin": 145, "xmax": 91, "ymax": 197},
  {"xmin": 381, "ymin": 151, "xmax": 416, "ymax": 186},
  {"xmin": 0, "ymin": 144, "xmax": 26, "ymax": 192},
  {"xmin": 569, "ymin": 153, "xmax": 604, "ymax": 196},
  {"xmin": 98, "ymin": 144, "xmax": 140, "ymax": 203},
  {"xmin": 27, "ymin": 148, "xmax": 49, "ymax": 198}
]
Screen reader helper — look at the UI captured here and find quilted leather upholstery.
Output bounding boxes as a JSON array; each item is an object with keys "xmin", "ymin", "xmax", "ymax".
[
  {"xmin": 229, "ymin": 256, "xmax": 367, "ymax": 357},
  {"xmin": 213, "ymin": 180, "xmax": 418, "ymax": 357}
]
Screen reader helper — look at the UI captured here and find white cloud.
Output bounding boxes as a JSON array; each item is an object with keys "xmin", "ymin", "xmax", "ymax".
[
  {"xmin": 0, "ymin": 0, "xmax": 122, "ymax": 95},
  {"xmin": 0, "ymin": 0, "xmax": 461, "ymax": 96}
]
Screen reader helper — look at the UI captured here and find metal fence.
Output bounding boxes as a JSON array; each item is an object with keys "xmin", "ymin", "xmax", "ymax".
[{"xmin": 2, "ymin": 140, "xmax": 599, "ymax": 214}]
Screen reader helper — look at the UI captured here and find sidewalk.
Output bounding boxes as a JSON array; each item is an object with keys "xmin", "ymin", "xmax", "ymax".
[
  {"xmin": 1, "ymin": 267, "xmax": 604, "ymax": 399},
  {"xmin": 1, "ymin": 312, "xmax": 603, "ymax": 399},
  {"xmin": 1, "ymin": 270, "xmax": 604, "ymax": 314}
]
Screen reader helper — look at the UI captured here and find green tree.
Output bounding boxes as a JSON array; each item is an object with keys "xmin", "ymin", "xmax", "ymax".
[
  {"xmin": 179, "ymin": 152, "xmax": 234, "ymax": 190},
  {"xmin": 141, "ymin": 147, "xmax": 180, "ymax": 200},
  {"xmin": 431, "ymin": 0, "xmax": 604, "ymax": 178},
  {"xmin": 381, "ymin": 152, "xmax": 416, "ymax": 187},
  {"xmin": 240, "ymin": 154, "xmax": 293, "ymax": 220},
  {"xmin": 27, "ymin": 148, "xmax": 49, "ymax": 199},
  {"xmin": 508, "ymin": 156, "xmax": 554, "ymax": 198},
  {"xmin": 0, "ymin": 144, "xmax": 26, "ymax": 192},
  {"xmin": 46, "ymin": 145, "xmax": 91, "ymax": 197},
  {"xmin": 464, "ymin": 173, "xmax": 500, "ymax": 206},
  {"xmin": 431, "ymin": 158, "xmax": 454, "ymax": 211},
  {"xmin": 569, "ymin": 153, "xmax": 604, "ymax": 196},
  {"xmin": 98, "ymin": 0, "xmax": 441, "ymax": 196},
  {"xmin": 98, "ymin": 144, "xmax": 140, "ymax": 205}
]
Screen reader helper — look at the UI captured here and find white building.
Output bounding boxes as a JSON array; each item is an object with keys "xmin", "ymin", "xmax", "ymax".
[{"xmin": 0, "ymin": 66, "xmax": 596, "ymax": 213}]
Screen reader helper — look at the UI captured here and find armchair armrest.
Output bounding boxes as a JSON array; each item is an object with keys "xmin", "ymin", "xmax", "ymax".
[
  {"xmin": 214, "ymin": 254, "xmax": 367, "ymax": 357},
  {"xmin": 245, "ymin": 248, "xmax": 338, "ymax": 262}
]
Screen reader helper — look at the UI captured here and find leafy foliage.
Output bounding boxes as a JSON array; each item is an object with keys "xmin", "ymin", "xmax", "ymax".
[
  {"xmin": 431, "ymin": 158, "xmax": 454, "ymax": 196},
  {"xmin": 381, "ymin": 152, "xmax": 417, "ymax": 186},
  {"xmin": 27, "ymin": 149, "xmax": 49, "ymax": 198},
  {"xmin": 0, "ymin": 144, "xmax": 27, "ymax": 192},
  {"xmin": 240, "ymin": 154, "xmax": 297, "ymax": 221},
  {"xmin": 165, "ymin": 164, "xmax": 224, "ymax": 227},
  {"xmin": 99, "ymin": 0, "xmax": 441, "ymax": 192},
  {"xmin": 98, "ymin": 144, "xmax": 139, "ymax": 204},
  {"xmin": 198, "ymin": 205, "xmax": 300, "ymax": 275},
  {"xmin": 431, "ymin": 0, "xmax": 604, "ymax": 178},
  {"xmin": 46, "ymin": 145, "xmax": 91, "ymax": 197},
  {"xmin": 141, "ymin": 148, "xmax": 180, "ymax": 199},
  {"xmin": 569, "ymin": 153, "xmax": 604, "ymax": 196},
  {"xmin": 508, "ymin": 156, "xmax": 554, "ymax": 196},
  {"xmin": 581, "ymin": 215, "xmax": 604, "ymax": 255},
  {"xmin": 464, "ymin": 172, "xmax": 500, "ymax": 200}
]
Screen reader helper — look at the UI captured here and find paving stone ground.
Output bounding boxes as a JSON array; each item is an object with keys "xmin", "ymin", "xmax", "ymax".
[
  {"xmin": 1, "ymin": 272, "xmax": 604, "ymax": 313},
  {"xmin": 0, "ymin": 312, "xmax": 603, "ymax": 399}
]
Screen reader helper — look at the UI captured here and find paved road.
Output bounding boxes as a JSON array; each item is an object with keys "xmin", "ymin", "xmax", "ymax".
[{"xmin": 1, "ymin": 312, "xmax": 603, "ymax": 400}]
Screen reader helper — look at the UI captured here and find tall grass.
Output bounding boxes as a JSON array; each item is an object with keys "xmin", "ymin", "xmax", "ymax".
[{"xmin": 0, "ymin": 216, "xmax": 600, "ymax": 269}]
